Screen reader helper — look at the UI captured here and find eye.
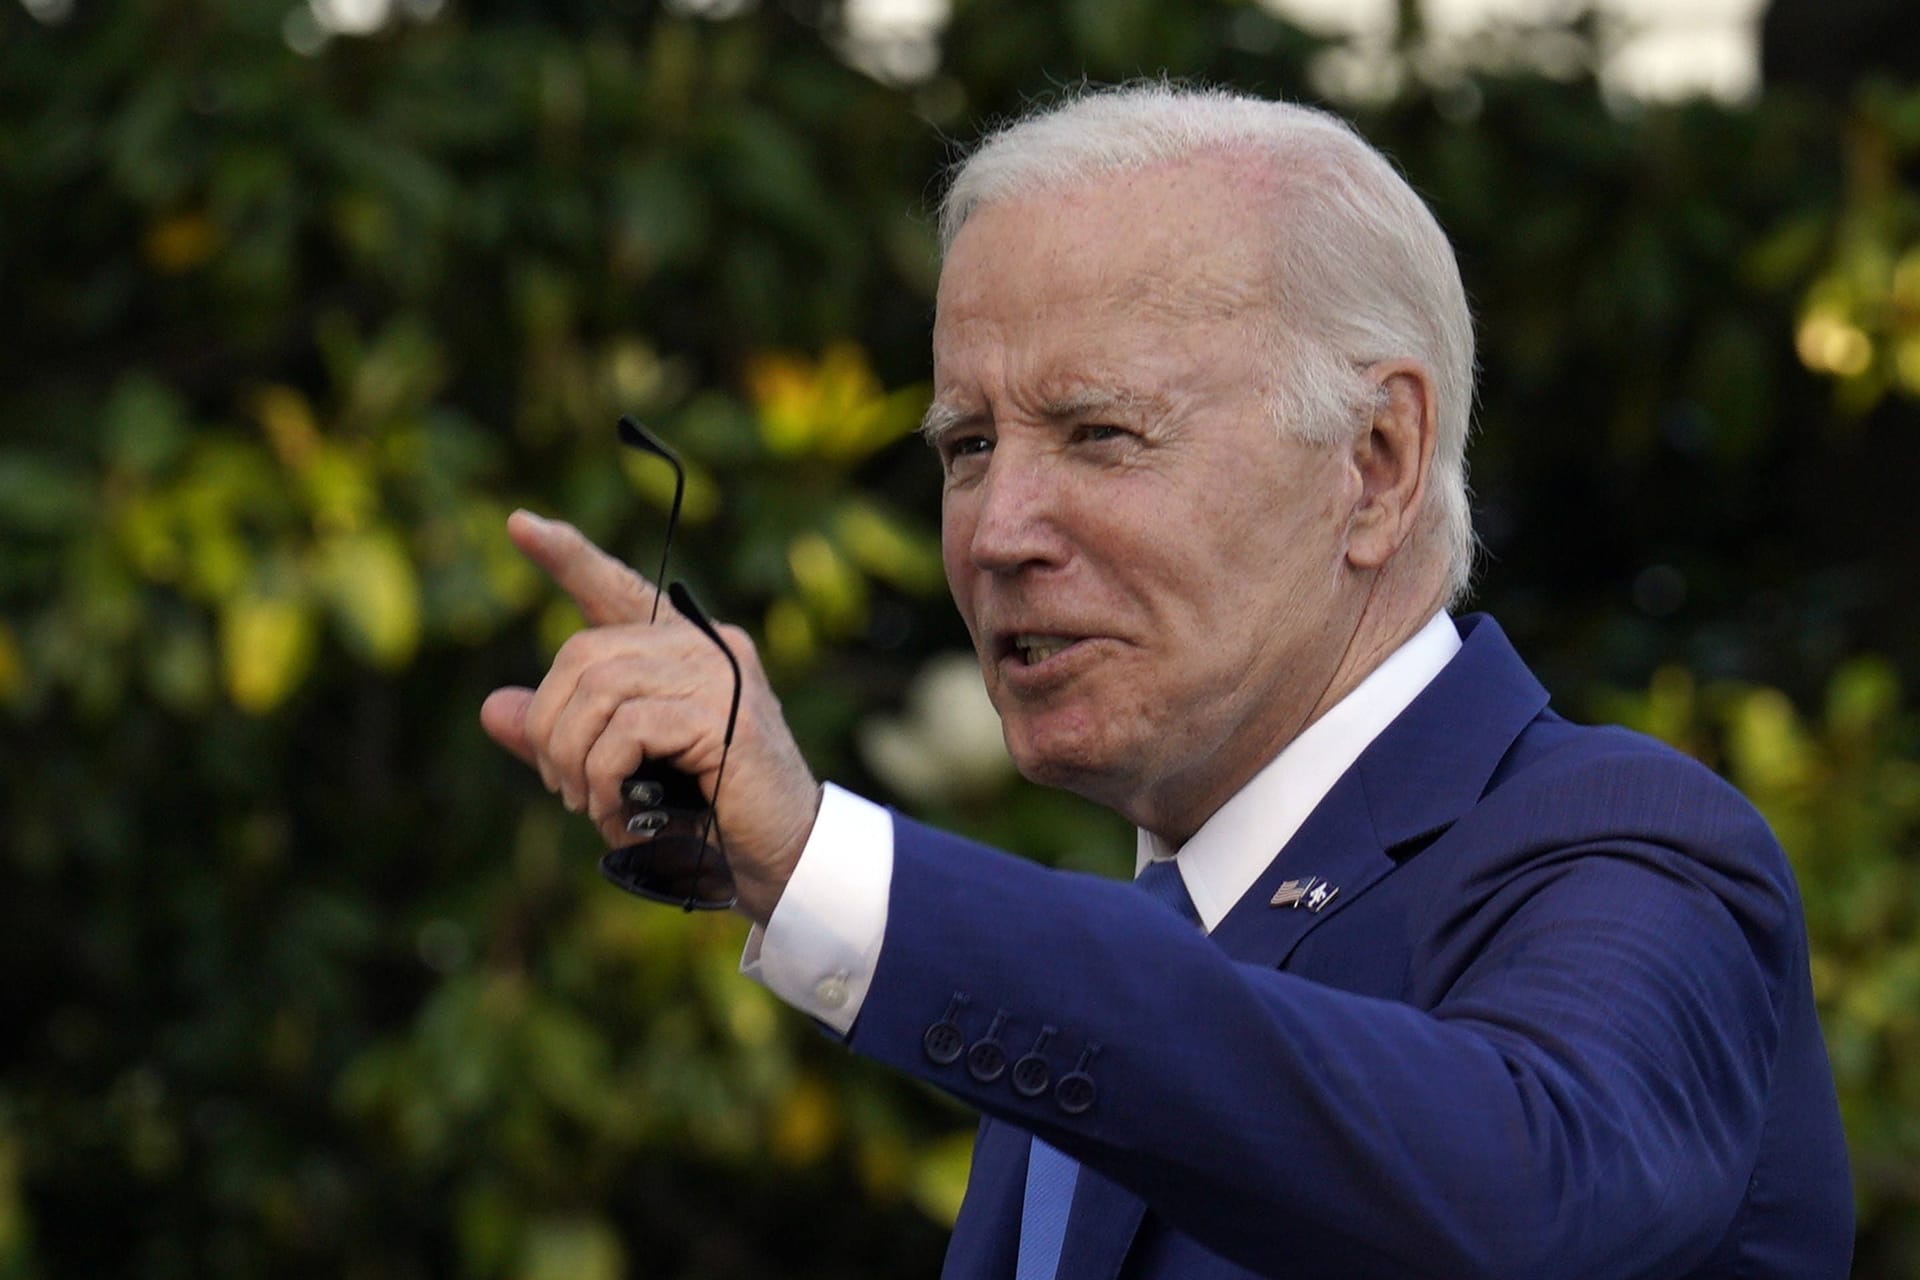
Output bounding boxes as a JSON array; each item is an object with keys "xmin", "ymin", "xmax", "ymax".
[
  {"xmin": 938, "ymin": 432, "xmax": 993, "ymax": 476},
  {"xmin": 1073, "ymin": 423, "xmax": 1130, "ymax": 445}
]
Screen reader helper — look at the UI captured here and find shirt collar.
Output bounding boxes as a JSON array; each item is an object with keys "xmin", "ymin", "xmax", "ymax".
[{"xmin": 1135, "ymin": 611, "xmax": 1462, "ymax": 932}]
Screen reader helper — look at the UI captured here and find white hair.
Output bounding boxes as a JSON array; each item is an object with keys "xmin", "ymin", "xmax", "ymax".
[{"xmin": 939, "ymin": 83, "xmax": 1478, "ymax": 604}]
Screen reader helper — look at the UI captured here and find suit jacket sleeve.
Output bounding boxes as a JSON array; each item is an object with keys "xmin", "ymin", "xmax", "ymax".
[{"xmin": 844, "ymin": 743, "xmax": 1825, "ymax": 1280}]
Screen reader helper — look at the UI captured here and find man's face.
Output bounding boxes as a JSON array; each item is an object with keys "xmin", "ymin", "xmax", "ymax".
[{"xmin": 930, "ymin": 155, "xmax": 1371, "ymax": 842}]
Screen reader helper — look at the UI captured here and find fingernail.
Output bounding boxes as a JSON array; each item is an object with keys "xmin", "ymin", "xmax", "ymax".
[{"xmin": 514, "ymin": 508, "xmax": 553, "ymax": 530}]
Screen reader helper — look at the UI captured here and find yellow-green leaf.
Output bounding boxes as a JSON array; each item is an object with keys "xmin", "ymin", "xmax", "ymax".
[
  {"xmin": 833, "ymin": 500, "xmax": 944, "ymax": 594},
  {"xmin": 1727, "ymin": 687, "xmax": 1811, "ymax": 792},
  {"xmin": 764, "ymin": 597, "xmax": 816, "ymax": 669},
  {"xmin": 317, "ymin": 529, "xmax": 422, "ymax": 668},
  {"xmin": 220, "ymin": 592, "xmax": 316, "ymax": 713},
  {"xmin": 787, "ymin": 531, "xmax": 866, "ymax": 634}
]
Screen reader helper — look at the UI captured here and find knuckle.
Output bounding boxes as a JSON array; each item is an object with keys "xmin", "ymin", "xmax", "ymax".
[
  {"xmin": 523, "ymin": 699, "xmax": 558, "ymax": 748},
  {"xmin": 582, "ymin": 750, "xmax": 619, "ymax": 793},
  {"xmin": 607, "ymin": 697, "xmax": 647, "ymax": 736},
  {"xmin": 573, "ymin": 660, "xmax": 622, "ymax": 701},
  {"xmin": 554, "ymin": 629, "xmax": 600, "ymax": 667}
]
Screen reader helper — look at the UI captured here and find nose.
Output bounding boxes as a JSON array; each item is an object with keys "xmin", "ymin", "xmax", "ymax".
[{"xmin": 957, "ymin": 447, "xmax": 1069, "ymax": 576}]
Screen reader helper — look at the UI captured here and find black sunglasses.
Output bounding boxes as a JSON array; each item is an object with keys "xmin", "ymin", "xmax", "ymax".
[{"xmin": 597, "ymin": 416, "xmax": 741, "ymax": 911}]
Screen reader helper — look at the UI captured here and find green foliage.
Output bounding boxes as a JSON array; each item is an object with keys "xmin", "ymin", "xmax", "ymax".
[
  {"xmin": 0, "ymin": 0, "xmax": 1916, "ymax": 1275},
  {"xmin": 1790, "ymin": 82, "xmax": 1920, "ymax": 412}
]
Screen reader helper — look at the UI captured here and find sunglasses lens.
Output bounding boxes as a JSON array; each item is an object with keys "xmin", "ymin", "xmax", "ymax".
[{"xmin": 599, "ymin": 819, "xmax": 736, "ymax": 911}]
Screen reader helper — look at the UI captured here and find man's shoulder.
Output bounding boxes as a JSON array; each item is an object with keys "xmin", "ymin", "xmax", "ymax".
[
  {"xmin": 1461, "ymin": 709, "xmax": 1802, "ymax": 916},
  {"xmin": 1496, "ymin": 709, "xmax": 1755, "ymax": 817}
]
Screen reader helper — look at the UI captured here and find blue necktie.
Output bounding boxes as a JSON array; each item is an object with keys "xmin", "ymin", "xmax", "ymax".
[
  {"xmin": 1015, "ymin": 859, "xmax": 1201, "ymax": 1280},
  {"xmin": 1133, "ymin": 857, "xmax": 1202, "ymax": 926}
]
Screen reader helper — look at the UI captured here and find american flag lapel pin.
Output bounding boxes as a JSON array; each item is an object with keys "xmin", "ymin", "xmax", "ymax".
[
  {"xmin": 1271, "ymin": 876, "xmax": 1340, "ymax": 911},
  {"xmin": 1270, "ymin": 877, "xmax": 1313, "ymax": 908}
]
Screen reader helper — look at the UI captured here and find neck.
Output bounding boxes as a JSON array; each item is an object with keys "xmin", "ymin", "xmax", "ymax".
[
  {"xmin": 1135, "ymin": 564, "xmax": 1446, "ymax": 846},
  {"xmin": 1301, "ymin": 552, "xmax": 1450, "ymax": 733}
]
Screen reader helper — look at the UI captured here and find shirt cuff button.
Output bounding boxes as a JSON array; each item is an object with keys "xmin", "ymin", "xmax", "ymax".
[{"xmin": 813, "ymin": 975, "xmax": 850, "ymax": 1009}]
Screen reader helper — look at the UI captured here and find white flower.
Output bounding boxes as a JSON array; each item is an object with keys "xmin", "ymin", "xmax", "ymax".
[{"xmin": 858, "ymin": 652, "xmax": 1013, "ymax": 805}]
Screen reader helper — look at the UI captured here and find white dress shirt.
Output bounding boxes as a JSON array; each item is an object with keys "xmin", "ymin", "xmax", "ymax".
[{"xmin": 742, "ymin": 612, "xmax": 1462, "ymax": 1029}]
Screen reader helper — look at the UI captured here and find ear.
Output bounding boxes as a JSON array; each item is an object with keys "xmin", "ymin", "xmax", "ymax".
[{"xmin": 1345, "ymin": 360, "xmax": 1438, "ymax": 573}]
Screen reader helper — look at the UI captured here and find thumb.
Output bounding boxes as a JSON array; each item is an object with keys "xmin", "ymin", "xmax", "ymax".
[
  {"xmin": 508, "ymin": 509, "xmax": 659, "ymax": 626},
  {"xmin": 480, "ymin": 686, "xmax": 539, "ymax": 767}
]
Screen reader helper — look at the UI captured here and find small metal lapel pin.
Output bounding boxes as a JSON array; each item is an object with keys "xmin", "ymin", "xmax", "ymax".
[{"xmin": 1271, "ymin": 876, "xmax": 1340, "ymax": 911}]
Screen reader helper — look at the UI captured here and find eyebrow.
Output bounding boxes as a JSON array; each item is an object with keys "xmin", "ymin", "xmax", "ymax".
[
  {"xmin": 919, "ymin": 386, "xmax": 1169, "ymax": 447},
  {"xmin": 919, "ymin": 400, "xmax": 977, "ymax": 447}
]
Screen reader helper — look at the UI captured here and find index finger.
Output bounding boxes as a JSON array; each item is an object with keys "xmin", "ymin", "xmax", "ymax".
[{"xmin": 507, "ymin": 509, "xmax": 660, "ymax": 626}]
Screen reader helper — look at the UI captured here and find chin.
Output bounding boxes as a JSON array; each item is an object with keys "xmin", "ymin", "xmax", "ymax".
[{"xmin": 1006, "ymin": 730, "xmax": 1133, "ymax": 807}]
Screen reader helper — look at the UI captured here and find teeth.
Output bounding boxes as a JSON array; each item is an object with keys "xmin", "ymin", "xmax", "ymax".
[{"xmin": 1016, "ymin": 635, "xmax": 1074, "ymax": 665}]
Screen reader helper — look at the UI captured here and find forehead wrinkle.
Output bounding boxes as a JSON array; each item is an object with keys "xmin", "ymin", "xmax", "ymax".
[
  {"xmin": 1113, "ymin": 254, "xmax": 1274, "ymax": 328},
  {"xmin": 1031, "ymin": 381, "xmax": 1170, "ymax": 423}
]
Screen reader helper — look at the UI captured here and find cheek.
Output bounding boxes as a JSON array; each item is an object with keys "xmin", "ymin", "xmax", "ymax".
[
  {"xmin": 941, "ymin": 551, "xmax": 979, "ymax": 642},
  {"xmin": 940, "ymin": 509, "xmax": 975, "ymax": 610},
  {"xmin": 1218, "ymin": 482, "xmax": 1347, "ymax": 590}
]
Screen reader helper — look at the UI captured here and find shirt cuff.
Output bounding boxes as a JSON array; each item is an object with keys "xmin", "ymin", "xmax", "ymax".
[{"xmin": 739, "ymin": 782, "xmax": 894, "ymax": 1036}]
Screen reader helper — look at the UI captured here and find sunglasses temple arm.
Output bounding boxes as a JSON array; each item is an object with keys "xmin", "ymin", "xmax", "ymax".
[
  {"xmin": 654, "ymin": 472, "xmax": 684, "ymax": 626},
  {"xmin": 663, "ymin": 580, "xmax": 744, "ymax": 886},
  {"xmin": 616, "ymin": 417, "xmax": 686, "ymax": 625},
  {"xmin": 664, "ymin": 581, "xmax": 741, "ymax": 742}
]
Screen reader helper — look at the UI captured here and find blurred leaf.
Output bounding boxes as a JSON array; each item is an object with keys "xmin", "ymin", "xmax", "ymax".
[
  {"xmin": 143, "ymin": 210, "xmax": 220, "ymax": 274},
  {"xmin": 315, "ymin": 528, "xmax": 422, "ymax": 668},
  {"xmin": 769, "ymin": 1074, "xmax": 839, "ymax": 1166},
  {"xmin": 101, "ymin": 376, "xmax": 190, "ymax": 476},
  {"xmin": 786, "ymin": 531, "xmax": 867, "ymax": 635},
  {"xmin": 142, "ymin": 614, "xmax": 216, "ymax": 713},
  {"xmin": 219, "ymin": 588, "xmax": 316, "ymax": 714},
  {"xmin": 746, "ymin": 342, "xmax": 925, "ymax": 462},
  {"xmin": 252, "ymin": 385, "xmax": 323, "ymax": 473},
  {"xmin": 518, "ymin": 1216, "xmax": 623, "ymax": 1280},
  {"xmin": 0, "ymin": 453, "xmax": 93, "ymax": 535},
  {"xmin": 763, "ymin": 596, "xmax": 816, "ymax": 669},
  {"xmin": 1829, "ymin": 657, "xmax": 1900, "ymax": 738},
  {"xmin": 832, "ymin": 499, "xmax": 945, "ymax": 595}
]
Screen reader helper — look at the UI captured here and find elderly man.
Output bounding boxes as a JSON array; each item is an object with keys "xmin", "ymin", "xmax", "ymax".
[{"xmin": 481, "ymin": 86, "xmax": 1852, "ymax": 1279}]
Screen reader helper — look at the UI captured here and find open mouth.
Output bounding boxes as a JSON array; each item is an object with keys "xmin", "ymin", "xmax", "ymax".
[{"xmin": 1008, "ymin": 634, "xmax": 1079, "ymax": 666}]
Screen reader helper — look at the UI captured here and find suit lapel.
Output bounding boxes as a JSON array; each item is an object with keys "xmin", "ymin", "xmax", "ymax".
[
  {"xmin": 1210, "ymin": 614, "xmax": 1549, "ymax": 967},
  {"xmin": 1208, "ymin": 768, "xmax": 1390, "ymax": 967}
]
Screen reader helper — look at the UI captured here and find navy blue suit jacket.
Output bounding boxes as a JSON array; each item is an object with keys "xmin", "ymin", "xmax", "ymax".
[{"xmin": 845, "ymin": 616, "xmax": 1851, "ymax": 1279}]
